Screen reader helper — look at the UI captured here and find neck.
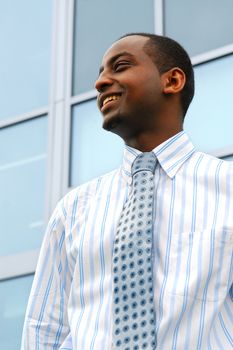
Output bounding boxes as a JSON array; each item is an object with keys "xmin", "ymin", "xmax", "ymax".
[{"xmin": 124, "ymin": 126, "xmax": 183, "ymax": 152}]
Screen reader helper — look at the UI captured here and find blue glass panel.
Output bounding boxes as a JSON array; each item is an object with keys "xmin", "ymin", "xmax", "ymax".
[
  {"xmin": 0, "ymin": 0, "xmax": 52, "ymax": 120},
  {"xmin": 0, "ymin": 275, "xmax": 33, "ymax": 350},
  {"xmin": 165, "ymin": 0, "xmax": 233, "ymax": 56},
  {"xmin": 0, "ymin": 116, "xmax": 47, "ymax": 256},
  {"xmin": 73, "ymin": 0, "xmax": 154, "ymax": 95},
  {"xmin": 184, "ymin": 55, "xmax": 233, "ymax": 152},
  {"xmin": 70, "ymin": 101, "xmax": 123, "ymax": 186}
]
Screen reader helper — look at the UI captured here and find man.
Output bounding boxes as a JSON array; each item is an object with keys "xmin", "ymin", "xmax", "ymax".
[{"xmin": 22, "ymin": 33, "xmax": 233, "ymax": 349}]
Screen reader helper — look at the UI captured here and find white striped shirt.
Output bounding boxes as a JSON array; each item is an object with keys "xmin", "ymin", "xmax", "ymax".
[{"xmin": 22, "ymin": 131, "xmax": 233, "ymax": 349}]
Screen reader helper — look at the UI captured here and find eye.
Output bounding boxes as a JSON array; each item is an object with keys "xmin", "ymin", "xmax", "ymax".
[{"xmin": 114, "ymin": 61, "xmax": 131, "ymax": 72}]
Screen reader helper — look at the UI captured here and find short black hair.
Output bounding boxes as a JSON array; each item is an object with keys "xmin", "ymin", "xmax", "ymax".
[{"xmin": 119, "ymin": 33, "xmax": 195, "ymax": 118}]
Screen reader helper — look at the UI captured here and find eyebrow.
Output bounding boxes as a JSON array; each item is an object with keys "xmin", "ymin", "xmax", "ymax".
[{"xmin": 98, "ymin": 51, "xmax": 135, "ymax": 76}]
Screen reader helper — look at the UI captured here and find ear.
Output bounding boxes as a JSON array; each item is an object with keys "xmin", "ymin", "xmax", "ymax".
[{"xmin": 162, "ymin": 67, "xmax": 186, "ymax": 95}]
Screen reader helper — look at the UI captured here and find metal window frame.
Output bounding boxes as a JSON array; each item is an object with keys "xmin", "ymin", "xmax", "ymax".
[
  {"xmin": 0, "ymin": 107, "xmax": 49, "ymax": 130},
  {"xmin": 209, "ymin": 146, "xmax": 233, "ymax": 159},
  {"xmin": 1, "ymin": 0, "xmax": 233, "ymax": 281},
  {"xmin": 154, "ymin": 0, "xmax": 164, "ymax": 35}
]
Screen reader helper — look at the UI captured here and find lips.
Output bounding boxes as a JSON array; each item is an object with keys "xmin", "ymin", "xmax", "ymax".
[{"xmin": 99, "ymin": 92, "xmax": 122, "ymax": 110}]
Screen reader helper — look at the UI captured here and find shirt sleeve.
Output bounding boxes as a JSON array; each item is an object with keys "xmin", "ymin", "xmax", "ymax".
[{"xmin": 21, "ymin": 200, "xmax": 72, "ymax": 349}]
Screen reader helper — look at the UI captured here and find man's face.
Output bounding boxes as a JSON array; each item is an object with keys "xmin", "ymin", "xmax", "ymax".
[{"xmin": 95, "ymin": 35, "xmax": 165, "ymax": 140}]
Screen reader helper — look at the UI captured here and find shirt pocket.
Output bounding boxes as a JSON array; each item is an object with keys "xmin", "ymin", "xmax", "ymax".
[{"xmin": 168, "ymin": 228, "xmax": 233, "ymax": 302}]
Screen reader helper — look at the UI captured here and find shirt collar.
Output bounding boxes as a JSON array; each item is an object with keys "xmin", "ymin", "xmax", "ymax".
[{"xmin": 121, "ymin": 131, "xmax": 195, "ymax": 185}]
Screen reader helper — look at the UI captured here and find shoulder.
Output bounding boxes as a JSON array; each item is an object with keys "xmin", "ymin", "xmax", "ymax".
[
  {"xmin": 188, "ymin": 151, "xmax": 233, "ymax": 182},
  {"xmin": 58, "ymin": 168, "xmax": 121, "ymax": 220},
  {"xmin": 195, "ymin": 151, "xmax": 233, "ymax": 169},
  {"xmin": 42, "ymin": 168, "xmax": 121, "ymax": 242}
]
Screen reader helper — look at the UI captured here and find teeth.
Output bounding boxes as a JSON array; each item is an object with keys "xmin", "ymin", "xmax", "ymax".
[{"xmin": 103, "ymin": 95, "xmax": 120, "ymax": 106}]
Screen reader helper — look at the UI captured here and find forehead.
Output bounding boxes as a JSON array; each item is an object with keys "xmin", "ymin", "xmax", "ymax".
[{"xmin": 101, "ymin": 35, "xmax": 150, "ymax": 66}]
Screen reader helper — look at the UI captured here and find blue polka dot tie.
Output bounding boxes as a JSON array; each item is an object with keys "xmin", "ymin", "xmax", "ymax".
[{"xmin": 112, "ymin": 152, "xmax": 157, "ymax": 350}]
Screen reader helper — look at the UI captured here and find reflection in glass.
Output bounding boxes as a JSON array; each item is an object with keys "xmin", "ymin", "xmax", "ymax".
[
  {"xmin": 0, "ymin": 116, "xmax": 47, "ymax": 256},
  {"xmin": 165, "ymin": 0, "xmax": 233, "ymax": 56},
  {"xmin": 72, "ymin": 0, "xmax": 154, "ymax": 95},
  {"xmin": 184, "ymin": 55, "xmax": 233, "ymax": 152},
  {"xmin": 0, "ymin": 275, "xmax": 33, "ymax": 350},
  {"xmin": 0, "ymin": 0, "xmax": 52, "ymax": 120},
  {"xmin": 70, "ymin": 101, "xmax": 123, "ymax": 186}
]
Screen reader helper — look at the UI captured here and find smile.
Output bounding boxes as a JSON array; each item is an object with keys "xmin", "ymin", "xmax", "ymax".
[{"xmin": 103, "ymin": 94, "xmax": 121, "ymax": 107}]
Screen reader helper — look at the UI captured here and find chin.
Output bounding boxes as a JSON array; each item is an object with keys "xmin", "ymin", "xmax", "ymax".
[{"xmin": 102, "ymin": 113, "xmax": 123, "ymax": 132}]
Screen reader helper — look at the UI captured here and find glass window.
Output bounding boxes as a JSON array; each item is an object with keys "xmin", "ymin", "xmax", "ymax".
[
  {"xmin": 0, "ymin": 116, "xmax": 47, "ymax": 256},
  {"xmin": 70, "ymin": 101, "xmax": 123, "ymax": 186},
  {"xmin": 164, "ymin": 0, "xmax": 233, "ymax": 56},
  {"xmin": 0, "ymin": 275, "xmax": 33, "ymax": 350},
  {"xmin": 0, "ymin": 0, "xmax": 52, "ymax": 121},
  {"xmin": 184, "ymin": 55, "xmax": 233, "ymax": 152},
  {"xmin": 72, "ymin": 0, "xmax": 154, "ymax": 95}
]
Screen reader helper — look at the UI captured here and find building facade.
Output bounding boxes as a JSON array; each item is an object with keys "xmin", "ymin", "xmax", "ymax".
[{"xmin": 0, "ymin": 0, "xmax": 233, "ymax": 348}]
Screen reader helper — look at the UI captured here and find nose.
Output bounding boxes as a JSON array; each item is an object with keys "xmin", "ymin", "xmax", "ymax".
[{"xmin": 95, "ymin": 73, "xmax": 114, "ymax": 93}]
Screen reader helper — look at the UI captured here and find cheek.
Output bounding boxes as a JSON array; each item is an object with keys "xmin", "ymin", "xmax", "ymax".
[
  {"xmin": 132, "ymin": 88, "xmax": 160, "ymax": 108},
  {"xmin": 122, "ymin": 77, "xmax": 162, "ymax": 110},
  {"xmin": 134, "ymin": 78, "xmax": 161, "ymax": 99}
]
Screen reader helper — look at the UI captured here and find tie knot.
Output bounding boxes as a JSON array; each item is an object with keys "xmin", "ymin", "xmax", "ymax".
[{"xmin": 131, "ymin": 152, "xmax": 157, "ymax": 176}]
